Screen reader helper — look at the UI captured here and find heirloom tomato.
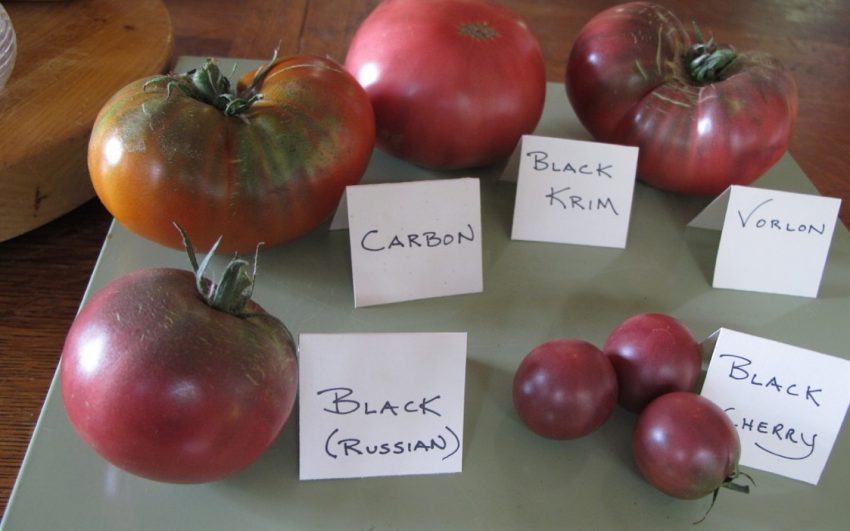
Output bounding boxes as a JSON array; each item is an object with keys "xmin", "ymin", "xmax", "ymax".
[
  {"xmin": 603, "ymin": 313, "xmax": 701, "ymax": 413},
  {"xmin": 345, "ymin": 0, "xmax": 546, "ymax": 169},
  {"xmin": 566, "ymin": 2, "xmax": 798, "ymax": 195},
  {"xmin": 633, "ymin": 392, "xmax": 751, "ymax": 520},
  {"xmin": 88, "ymin": 55, "xmax": 375, "ymax": 254},
  {"xmin": 513, "ymin": 339, "xmax": 618, "ymax": 440},
  {"xmin": 61, "ymin": 232, "xmax": 298, "ymax": 483}
]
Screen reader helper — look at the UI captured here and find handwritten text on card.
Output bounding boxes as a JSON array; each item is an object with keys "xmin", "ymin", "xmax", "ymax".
[
  {"xmin": 700, "ymin": 328, "xmax": 850, "ymax": 484},
  {"xmin": 715, "ymin": 353, "xmax": 820, "ymax": 460},
  {"xmin": 346, "ymin": 178, "xmax": 483, "ymax": 307},
  {"xmin": 736, "ymin": 198, "xmax": 827, "ymax": 236},
  {"xmin": 298, "ymin": 333, "xmax": 467, "ymax": 480},
  {"xmin": 510, "ymin": 136, "xmax": 637, "ymax": 248},
  {"xmin": 359, "ymin": 224, "xmax": 476, "ymax": 252},
  {"xmin": 317, "ymin": 387, "xmax": 460, "ymax": 461},
  {"xmin": 688, "ymin": 185, "xmax": 841, "ymax": 297}
]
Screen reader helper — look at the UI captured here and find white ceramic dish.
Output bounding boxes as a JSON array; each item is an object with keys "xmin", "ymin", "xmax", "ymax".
[{"xmin": 0, "ymin": 4, "xmax": 16, "ymax": 91}]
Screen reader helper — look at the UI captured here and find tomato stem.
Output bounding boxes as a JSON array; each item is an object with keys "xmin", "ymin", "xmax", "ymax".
[
  {"xmin": 175, "ymin": 224, "xmax": 261, "ymax": 317},
  {"xmin": 685, "ymin": 22, "xmax": 737, "ymax": 85},
  {"xmin": 145, "ymin": 52, "xmax": 280, "ymax": 116},
  {"xmin": 693, "ymin": 466, "xmax": 755, "ymax": 525}
]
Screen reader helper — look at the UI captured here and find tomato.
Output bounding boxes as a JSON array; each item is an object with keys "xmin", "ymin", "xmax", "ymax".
[
  {"xmin": 88, "ymin": 55, "xmax": 375, "ymax": 254},
  {"xmin": 512, "ymin": 338, "xmax": 618, "ymax": 440},
  {"xmin": 60, "ymin": 236, "xmax": 298, "ymax": 483},
  {"xmin": 565, "ymin": 2, "xmax": 798, "ymax": 195},
  {"xmin": 603, "ymin": 313, "xmax": 701, "ymax": 413},
  {"xmin": 633, "ymin": 392, "xmax": 747, "ymax": 503},
  {"xmin": 345, "ymin": 0, "xmax": 546, "ymax": 169}
]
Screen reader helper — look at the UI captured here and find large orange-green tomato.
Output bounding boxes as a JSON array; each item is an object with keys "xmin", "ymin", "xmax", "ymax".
[{"xmin": 88, "ymin": 55, "xmax": 375, "ymax": 253}]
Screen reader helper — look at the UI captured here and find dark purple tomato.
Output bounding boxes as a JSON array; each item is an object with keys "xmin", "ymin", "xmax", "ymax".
[
  {"xmin": 603, "ymin": 313, "xmax": 701, "ymax": 413},
  {"xmin": 566, "ymin": 2, "xmax": 797, "ymax": 195},
  {"xmin": 633, "ymin": 392, "xmax": 741, "ymax": 500},
  {"xmin": 61, "ymin": 258, "xmax": 298, "ymax": 483},
  {"xmin": 512, "ymin": 338, "xmax": 618, "ymax": 440}
]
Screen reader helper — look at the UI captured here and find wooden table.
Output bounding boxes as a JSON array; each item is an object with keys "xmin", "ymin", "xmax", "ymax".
[{"xmin": 2, "ymin": 0, "xmax": 848, "ymax": 521}]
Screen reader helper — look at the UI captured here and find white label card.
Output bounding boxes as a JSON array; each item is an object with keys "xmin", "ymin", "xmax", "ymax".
[
  {"xmin": 298, "ymin": 333, "xmax": 467, "ymax": 480},
  {"xmin": 346, "ymin": 178, "xmax": 483, "ymax": 307},
  {"xmin": 700, "ymin": 328, "xmax": 850, "ymax": 485},
  {"xmin": 688, "ymin": 185, "xmax": 841, "ymax": 297},
  {"xmin": 508, "ymin": 135, "xmax": 638, "ymax": 248}
]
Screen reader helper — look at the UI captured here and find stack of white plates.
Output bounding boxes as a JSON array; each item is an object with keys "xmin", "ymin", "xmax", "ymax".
[{"xmin": 0, "ymin": 4, "xmax": 17, "ymax": 91}]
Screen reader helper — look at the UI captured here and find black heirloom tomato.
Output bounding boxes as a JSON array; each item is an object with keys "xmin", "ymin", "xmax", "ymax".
[
  {"xmin": 61, "ymin": 235, "xmax": 298, "ymax": 483},
  {"xmin": 603, "ymin": 313, "xmax": 702, "ymax": 413},
  {"xmin": 566, "ymin": 2, "xmax": 797, "ymax": 195},
  {"xmin": 513, "ymin": 339, "xmax": 618, "ymax": 440},
  {"xmin": 633, "ymin": 392, "xmax": 750, "ymax": 505}
]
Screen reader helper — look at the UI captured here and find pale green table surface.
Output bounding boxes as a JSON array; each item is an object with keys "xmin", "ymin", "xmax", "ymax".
[{"xmin": 3, "ymin": 58, "xmax": 849, "ymax": 530}]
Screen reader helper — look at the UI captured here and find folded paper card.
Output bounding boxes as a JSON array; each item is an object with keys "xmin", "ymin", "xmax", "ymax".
[
  {"xmin": 700, "ymin": 328, "xmax": 850, "ymax": 485},
  {"xmin": 298, "ymin": 333, "xmax": 467, "ymax": 480},
  {"xmin": 688, "ymin": 185, "xmax": 841, "ymax": 297},
  {"xmin": 506, "ymin": 135, "xmax": 638, "ymax": 248},
  {"xmin": 346, "ymin": 178, "xmax": 483, "ymax": 307}
]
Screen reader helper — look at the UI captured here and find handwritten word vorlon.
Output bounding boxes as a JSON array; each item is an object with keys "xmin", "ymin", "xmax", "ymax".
[
  {"xmin": 737, "ymin": 198, "xmax": 826, "ymax": 235},
  {"xmin": 525, "ymin": 151, "xmax": 613, "ymax": 178}
]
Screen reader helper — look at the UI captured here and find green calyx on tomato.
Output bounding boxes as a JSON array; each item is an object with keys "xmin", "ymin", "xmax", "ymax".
[
  {"xmin": 566, "ymin": 2, "xmax": 798, "ymax": 196},
  {"xmin": 145, "ymin": 53, "xmax": 278, "ymax": 117},
  {"xmin": 696, "ymin": 466, "xmax": 755, "ymax": 525},
  {"xmin": 90, "ymin": 53, "xmax": 374, "ymax": 254},
  {"xmin": 685, "ymin": 24, "xmax": 737, "ymax": 85},
  {"xmin": 175, "ymin": 223, "xmax": 259, "ymax": 317}
]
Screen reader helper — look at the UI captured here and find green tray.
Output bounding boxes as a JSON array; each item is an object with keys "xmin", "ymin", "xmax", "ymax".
[{"xmin": 3, "ymin": 57, "xmax": 849, "ymax": 530}]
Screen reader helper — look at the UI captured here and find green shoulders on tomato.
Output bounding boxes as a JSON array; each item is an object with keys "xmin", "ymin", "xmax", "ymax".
[{"xmin": 88, "ymin": 55, "xmax": 375, "ymax": 254}]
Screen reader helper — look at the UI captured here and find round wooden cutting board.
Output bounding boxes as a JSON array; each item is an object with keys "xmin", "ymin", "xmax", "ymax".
[{"xmin": 0, "ymin": 0, "xmax": 173, "ymax": 242}]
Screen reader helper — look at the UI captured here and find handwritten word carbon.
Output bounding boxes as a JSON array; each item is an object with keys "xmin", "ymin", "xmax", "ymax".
[{"xmin": 360, "ymin": 224, "xmax": 475, "ymax": 252}]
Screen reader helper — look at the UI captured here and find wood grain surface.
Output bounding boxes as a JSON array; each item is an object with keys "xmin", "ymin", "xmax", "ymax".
[
  {"xmin": 0, "ymin": 0, "xmax": 172, "ymax": 241},
  {"xmin": 1, "ymin": 0, "xmax": 848, "ymax": 520}
]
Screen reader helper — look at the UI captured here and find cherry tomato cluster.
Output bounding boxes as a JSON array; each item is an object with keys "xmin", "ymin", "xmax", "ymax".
[{"xmin": 512, "ymin": 313, "xmax": 750, "ymax": 511}]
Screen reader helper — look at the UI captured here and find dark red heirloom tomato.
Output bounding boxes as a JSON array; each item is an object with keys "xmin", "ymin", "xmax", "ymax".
[
  {"xmin": 566, "ymin": 2, "xmax": 798, "ymax": 195},
  {"xmin": 633, "ymin": 392, "xmax": 749, "ymax": 503},
  {"xmin": 61, "ymin": 234, "xmax": 298, "ymax": 483},
  {"xmin": 345, "ymin": 0, "xmax": 546, "ymax": 170},
  {"xmin": 513, "ymin": 339, "xmax": 618, "ymax": 440},
  {"xmin": 603, "ymin": 313, "xmax": 701, "ymax": 413},
  {"xmin": 88, "ymin": 55, "xmax": 375, "ymax": 254}
]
